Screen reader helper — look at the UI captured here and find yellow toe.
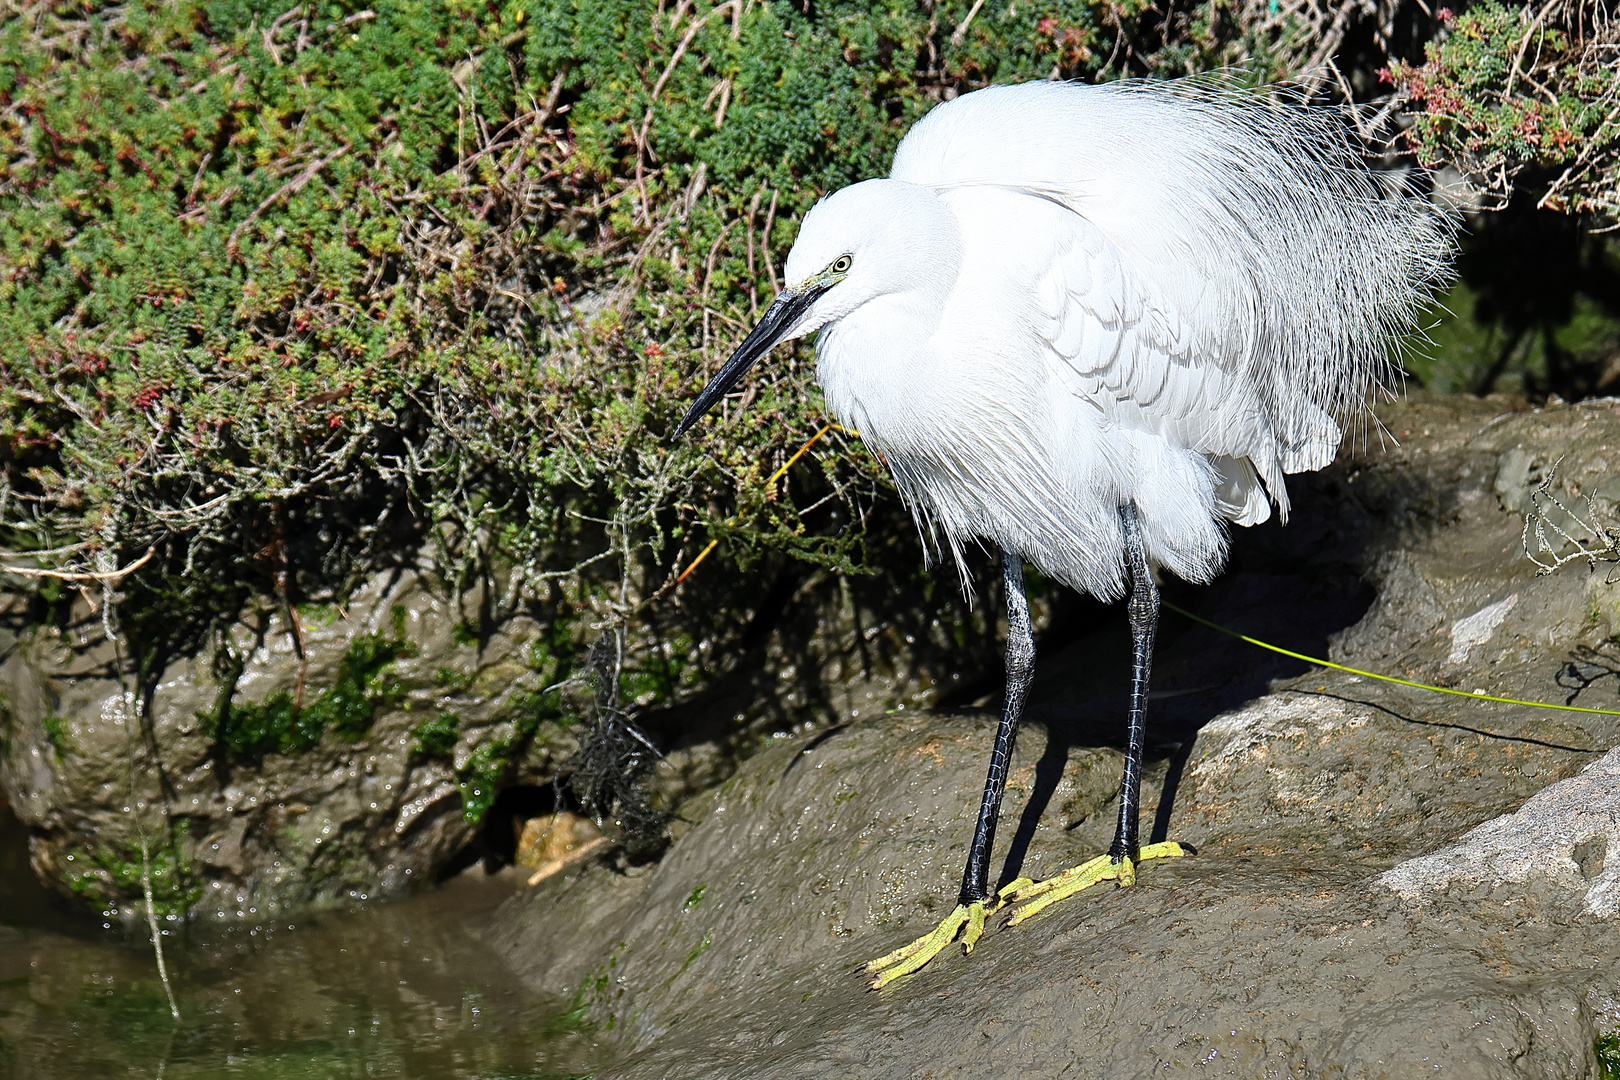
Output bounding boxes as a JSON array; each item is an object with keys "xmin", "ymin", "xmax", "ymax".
[
  {"xmin": 861, "ymin": 896, "xmax": 1000, "ymax": 989},
  {"xmin": 1003, "ymin": 841, "xmax": 1193, "ymax": 926}
]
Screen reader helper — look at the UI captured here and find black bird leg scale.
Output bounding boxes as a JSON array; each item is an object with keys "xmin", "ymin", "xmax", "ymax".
[
  {"xmin": 957, "ymin": 552, "xmax": 1035, "ymax": 907},
  {"xmin": 1111, "ymin": 501, "xmax": 1157, "ymax": 864},
  {"xmin": 960, "ymin": 503, "xmax": 1164, "ymax": 907}
]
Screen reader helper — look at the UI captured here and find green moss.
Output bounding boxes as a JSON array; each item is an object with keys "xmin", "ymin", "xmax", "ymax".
[
  {"xmin": 210, "ymin": 629, "xmax": 413, "ymax": 758},
  {"xmin": 297, "ymin": 603, "xmax": 344, "ymax": 629},
  {"xmin": 456, "ymin": 737, "xmax": 510, "ymax": 823},
  {"xmin": 1599, "ymin": 1031, "xmax": 1620, "ymax": 1080},
  {"xmin": 411, "ymin": 711, "xmax": 460, "ymax": 758},
  {"xmin": 62, "ymin": 823, "xmax": 201, "ymax": 918},
  {"xmin": 539, "ymin": 983, "xmax": 596, "ymax": 1038},
  {"xmin": 433, "ymin": 665, "xmax": 475, "ymax": 693},
  {"xmin": 670, "ymin": 930, "xmax": 713, "ymax": 985},
  {"xmin": 40, "ymin": 714, "xmax": 70, "ymax": 758}
]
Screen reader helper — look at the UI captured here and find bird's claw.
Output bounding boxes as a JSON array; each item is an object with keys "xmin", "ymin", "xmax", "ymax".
[
  {"xmin": 858, "ymin": 902, "xmax": 985, "ymax": 990},
  {"xmin": 1001, "ymin": 840, "xmax": 1193, "ymax": 925},
  {"xmin": 859, "ymin": 845, "xmax": 1191, "ymax": 989},
  {"xmin": 859, "ymin": 879, "xmax": 1028, "ymax": 990}
]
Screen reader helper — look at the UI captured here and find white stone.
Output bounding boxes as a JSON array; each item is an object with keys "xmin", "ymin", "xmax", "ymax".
[
  {"xmin": 1380, "ymin": 745, "xmax": 1620, "ymax": 916},
  {"xmin": 1447, "ymin": 592, "xmax": 1518, "ymax": 665}
]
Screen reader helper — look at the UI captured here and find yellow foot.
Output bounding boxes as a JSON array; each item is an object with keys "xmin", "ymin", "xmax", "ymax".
[
  {"xmin": 1002, "ymin": 841, "xmax": 1194, "ymax": 926},
  {"xmin": 858, "ymin": 880, "xmax": 1024, "ymax": 990}
]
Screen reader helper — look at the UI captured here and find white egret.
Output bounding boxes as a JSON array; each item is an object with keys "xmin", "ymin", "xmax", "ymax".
[{"xmin": 674, "ymin": 78, "xmax": 1454, "ymax": 989}]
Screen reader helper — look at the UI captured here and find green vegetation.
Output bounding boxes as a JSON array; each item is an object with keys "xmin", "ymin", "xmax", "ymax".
[
  {"xmin": 0, "ymin": 0, "xmax": 1013, "ymax": 632},
  {"xmin": 411, "ymin": 710, "xmax": 460, "ymax": 757},
  {"xmin": 39, "ymin": 713, "xmax": 69, "ymax": 757},
  {"xmin": 1410, "ymin": 232, "xmax": 1620, "ymax": 396},
  {"xmin": 1599, "ymin": 1030, "xmax": 1620, "ymax": 1080},
  {"xmin": 432, "ymin": 664, "xmax": 475, "ymax": 693},
  {"xmin": 456, "ymin": 736, "xmax": 509, "ymax": 822},
  {"xmin": 61, "ymin": 822, "xmax": 201, "ymax": 918},
  {"xmin": 210, "ymin": 625, "xmax": 413, "ymax": 757},
  {"xmin": 538, "ymin": 983, "xmax": 597, "ymax": 1040},
  {"xmin": 677, "ymin": 929, "xmax": 712, "ymax": 975},
  {"xmin": 0, "ymin": 1, "xmax": 1435, "ymax": 626},
  {"xmin": 1389, "ymin": 2, "xmax": 1620, "ymax": 399},
  {"xmin": 1387, "ymin": 1, "xmax": 1618, "ymax": 219}
]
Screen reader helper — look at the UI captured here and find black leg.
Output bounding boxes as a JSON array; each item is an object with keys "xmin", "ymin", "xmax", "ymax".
[
  {"xmin": 958, "ymin": 550, "xmax": 1036, "ymax": 906},
  {"xmin": 1108, "ymin": 502, "xmax": 1158, "ymax": 864},
  {"xmin": 865, "ymin": 516, "xmax": 1183, "ymax": 986}
]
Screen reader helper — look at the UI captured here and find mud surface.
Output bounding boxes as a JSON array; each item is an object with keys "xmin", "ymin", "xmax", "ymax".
[{"xmin": 489, "ymin": 396, "xmax": 1620, "ymax": 1077}]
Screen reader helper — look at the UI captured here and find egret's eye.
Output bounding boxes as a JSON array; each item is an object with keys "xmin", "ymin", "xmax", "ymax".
[{"xmin": 831, "ymin": 254, "xmax": 853, "ymax": 274}]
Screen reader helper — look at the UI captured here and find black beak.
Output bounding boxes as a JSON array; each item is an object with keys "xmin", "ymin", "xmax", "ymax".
[{"xmin": 672, "ymin": 283, "xmax": 830, "ymax": 438}]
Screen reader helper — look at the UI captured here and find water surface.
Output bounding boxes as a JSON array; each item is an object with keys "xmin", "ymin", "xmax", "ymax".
[{"xmin": 0, "ymin": 806, "xmax": 597, "ymax": 1079}]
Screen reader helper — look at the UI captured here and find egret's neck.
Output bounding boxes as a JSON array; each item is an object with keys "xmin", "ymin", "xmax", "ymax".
[
  {"xmin": 815, "ymin": 291, "xmax": 947, "ymax": 436},
  {"xmin": 813, "ymin": 202, "xmax": 963, "ymax": 439}
]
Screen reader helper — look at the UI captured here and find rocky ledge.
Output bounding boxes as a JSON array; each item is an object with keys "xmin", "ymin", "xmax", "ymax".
[
  {"xmin": 488, "ymin": 394, "xmax": 1620, "ymax": 1077},
  {"xmin": 0, "ymin": 560, "xmax": 567, "ymax": 921}
]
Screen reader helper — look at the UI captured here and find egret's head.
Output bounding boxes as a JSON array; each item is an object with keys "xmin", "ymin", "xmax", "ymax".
[{"xmin": 673, "ymin": 179, "xmax": 959, "ymax": 438}]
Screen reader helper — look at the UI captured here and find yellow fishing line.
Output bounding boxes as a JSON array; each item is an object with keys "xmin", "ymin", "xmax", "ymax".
[{"xmin": 1164, "ymin": 600, "xmax": 1620, "ymax": 718}]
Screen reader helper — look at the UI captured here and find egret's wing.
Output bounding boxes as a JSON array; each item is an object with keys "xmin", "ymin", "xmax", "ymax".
[
  {"xmin": 894, "ymin": 79, "xmax": 1453, "ymax": 489},
  {"xmin": 938, "ymin": 183, "xmax": 1329, "ymax": 524},
  {"xmin": 1050, "ymin": 208, "xmax": 1322, "ymax": 522}
]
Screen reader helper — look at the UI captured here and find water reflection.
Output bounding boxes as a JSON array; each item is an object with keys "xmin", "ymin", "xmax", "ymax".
[{"xmin": 0, "ymin": 807, "xmax": 597, "ymax": 1079}]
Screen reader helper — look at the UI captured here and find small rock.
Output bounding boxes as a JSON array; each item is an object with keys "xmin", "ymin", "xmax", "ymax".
[
  {"xmin": 1448, "ymin": 592, "xmax": 1518, "ymax": 665},
  {"xmin": 515, "ymin": 810, "xmax": 611, "ymax": 885},
  {"xmin": 1381, "ymin": 745, "xmax": 1620, "ymax": 917}
]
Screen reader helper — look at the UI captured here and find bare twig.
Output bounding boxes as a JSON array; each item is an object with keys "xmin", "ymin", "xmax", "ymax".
[
  {"xmin": 1522, "ymin": 458, "xmax": 1620, "ymax": 574},
  {"xmin": 950, "ymin": 0, "xmax": 989, "ymax": 45},
  {"xmin": 1504, "ymin": 0, "xmax": 1564, "ymax": 102},
  {"xmin": 0, "ymin": 546, "xmax": 156, "ymax": 583},
  {"xmin": 635, "ymin": 0, "xmax": 739, "ymax": 219},
  {"xmin": 761, "ymin": 186, "xmax": 779, "ymax": 297},
  {"xmin": 227, "ymin": 143, "xmax": 351, "ymax": 263}
]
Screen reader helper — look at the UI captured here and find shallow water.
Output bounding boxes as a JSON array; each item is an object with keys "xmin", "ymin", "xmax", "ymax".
[{"xmin": 0, "ymin": 808, "xmax": 598, "ymax": 1079}]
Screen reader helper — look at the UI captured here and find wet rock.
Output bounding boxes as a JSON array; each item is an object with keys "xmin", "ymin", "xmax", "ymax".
[
  {"xmin": 515, "ymin": 810, "xmax": 611, "ymax": 885},
  {"xmin": 490, "ymin": 704, "xmax": 1620, "ymax": 1078},
  {"xmin": 1381, "ymin": 745, "xmax": 1620, "ymax": 917},
  {"xmin": 0, "ymin": 534, "xmax": 978, "ymax": 921},
  {"xmin": 487, "ymin": 395, "xmax": 1620, "ymax": 1076},
  {"xmin": 0, "ymin": 557, "xmax": 569, "ymax": 922}
]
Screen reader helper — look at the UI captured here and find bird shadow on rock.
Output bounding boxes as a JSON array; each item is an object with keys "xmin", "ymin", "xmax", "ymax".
[{"xmin": 988, "ymin": 466, "xmax": 1378, "ymax": 885}]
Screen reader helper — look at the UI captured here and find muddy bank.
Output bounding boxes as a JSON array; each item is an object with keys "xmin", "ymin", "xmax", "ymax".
[
  {"xmin": 0, "ymin": 535, "xmax": 970, "ymax": 923},
  {"xmin": 489, "ymin": 395, "xmax": 1620, "ymax": 1077},
  {"xmin": 490, "ymin": 712, "xmax": 1619, "ymax": 1078}
]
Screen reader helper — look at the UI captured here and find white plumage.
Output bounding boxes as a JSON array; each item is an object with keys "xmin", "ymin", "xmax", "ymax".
[
  {"xmin": 758, "ymin": 79, "xmax": 1451, "ymax": 599},
  {"xmin": 676, "ymin": 76, "xmax": 1456, "ymax": 988}
]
